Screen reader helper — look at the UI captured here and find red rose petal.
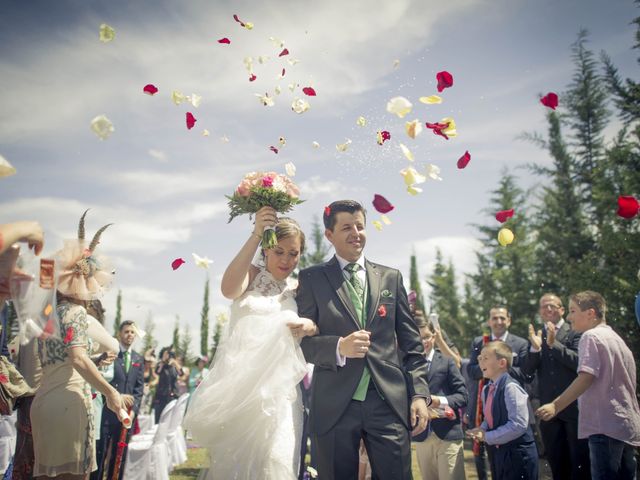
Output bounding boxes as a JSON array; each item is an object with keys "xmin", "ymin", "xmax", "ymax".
[
  {"xmin": 269, "ymin": 146, "xmax": 279, "ymax": 154},
  {"xmin": 249, "ymin": 74, "xmax": 256, "ymax": 82},
  {"xmin": 302, "ymin": 87, "xmax": 316, "ymax": 96},
  {"xmin": 324, "ymin": 206, "xmax": 331, "ymax": 217},
  {"xmin": 281, "ymin": 68, "xmax": 286, "ymax": 78},
  {"xmin": 171, "ymin": 258, "xmax": 186, "ymax": 270},
  {"xmin": 279, "ymin": 48, "xmax": 289, "ymax": 57},
  {"xmin": 233, "ymin": 14, "xmax": 245, "ymax": 27},
  {"xmin": 457, "ymin": 150, "xmax": 471, "ymax": 169},
  {"xmin": 63, "ymin": 327, "xmax": 74, "ymax": 344},
  {"xmin": 186, "ymin": 112, "xmax": 197, "ymax": 130},
  {"xmin": 617, "ymin": 195, "xmax": 640, "ymax": 219},
  {"xmin": 372, "ymin": 194, "xmax": 394, "ymax": 214},
  {"xmin": 218, "ymin": 37, "xmax": 231, "ymax": 44},
  {"xmin": 377, "ymin": 305, "xmax": 387, "ymax": 317},
  {"xmin": 436, "ymin": 70, "xmax": 454, "ymax": 92},
  {"xmin": 425, "ymin": 121, "xmax": 450, "ymax": 140},
  {"xmin": 540, "ymin": 92, "xmax": 558, "ymax": 110},
  {"xmin": 117, "ymin": 442, "xmax": 128, "ymax": 448},
  {"xmin": 143, "ymin": 84, "xmax": 158, "ymax": 95},
  {"xmin": 376, "ymin": 130, "xmax": 391, "ymax": 145},
  {"xmin": 495, "ymin": 209, "xmax": 515, "ymax": 223}
]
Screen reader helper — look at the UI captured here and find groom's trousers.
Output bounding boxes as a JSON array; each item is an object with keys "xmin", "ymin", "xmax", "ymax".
[{"xmin": 314, "ymin": 383, "xmax": 412, "ymax": 480}]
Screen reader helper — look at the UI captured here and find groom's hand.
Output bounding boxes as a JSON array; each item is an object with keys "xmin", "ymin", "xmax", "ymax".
[
  {"xmin": 410, "ymin": 397, "xmax": 430, "ymax": 436},
  {"xmin": 338, "ymin": 330, "xmax": 371, "ymax": 358}
]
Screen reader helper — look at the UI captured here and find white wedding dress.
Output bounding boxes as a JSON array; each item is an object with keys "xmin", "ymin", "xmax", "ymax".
[{"xmin": 183, "ymin": 267, "xmax": 307, "ymax": 480}]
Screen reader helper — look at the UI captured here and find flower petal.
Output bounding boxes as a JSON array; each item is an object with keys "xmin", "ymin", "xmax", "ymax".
[
  {"xmin": 249, "ymin": 74, "xmax": 257, "ymax": 82},
  {"xmin": 457, "ymin": 150, "xmax": 471, "ymax": 169},
  {"xmin": 90, "ymin": 115, "xmax": 114, "ymax": 140},
  {"xmin": 540, "ymin": 92, "xmax": 558, "ymax": 110},
  {"xmin": 498, "ymin": 228, "xmax": 515, "ymax": 246},
  {"xmin": 405, "ymin": 119, "xmax": 422, "ymax": 139},
  {"xmin": 187, "ymin": 94, "xmax": 202, "ymax": 108},
  {"xmin": 617, "ymin": 195, "xmax": 640, "ymax": 219},
  {"xmin": 143, "ymin": 84, "xmax": 158, "ymax": 95},
  {"xmin": 203, "ymin": 129, "xmax": 210, "ymax": 137},
  {"xmin": 372, "ymin": 194, "xmax": 394, "ymax": 214},
  {"xmin": 291, "ymin": 98, "xmax": 310, "ymax": 114},
  {"xmin": 302, "ymin": 87, "xmax": 316, "ymax": 96},
  {"xmin": 285, "ymin": 162, "xmax": 296, "ymax": 177},
  {"xmin": 172, "ymin": 90, "xmax": 186, "ymax": 105},
  {"xmin": 218, "ymin": 37, "xmax": 231, "ymax": 44},
  {"xmin": 269, "ymin": 146, "xmax": 279, "ymax": 154},
  {"xmin": 381, "ymin": 215, "xmax": 392, "ymax": 225},
  {"xmin": 376, "ymin": 130, "xmax": 391, "ymax": 145},
  {"xmin": 171, "ymin": 258, "xmax": 185, "ymax": 270},
  {"xmin": 426, "ymin": 164, "xmax": 442, "ymax": 181},
  {"xmin": 436, "ymin": 71, "xmax": 454, "ymax": 92},
  {"xmin": 407, "ymin": 185, "xmax": 422, "ymax": 195},
  {"xmin": 495, "ymin": 209, "xmax": 515, "ymax": 223},
  {"xmin": 419, "ymin": 95, "xmax": 442, "ymax": 104},
  {"xmin": 99, "ymin": 23, "xmax": 115, "ymax": 43},
  {"xmin": 192, "ymin": 253, "xmax": 213, "ymax": 269},
  {"xmin": 399, "ymin": 144, "xmax": 414, "ymax": 162},
  {"xmin": 356, "ymin": 116, "xmax": 367, "ymax": 127},
  {"xmin": 386, "ymin": 96, "xmax": 412, "ymax": 118},
  {"xmin": 279, "ymin": 136, "xmax": 286, "ymax": 146},
  {"xmin": 336, "ymin": 139, "xmax": 352, "ymax": 152},
  {"xmin": 0, "ymin": 155, "xmax": 17, "ymax": 178},
  {"xmin": 372, "ymin": 220, "xmax": 383, "ymax": 231},
  {"xmin": 279, "ymin": 48, "xmax": 290, "ymax": 57},
  {"xmin": 312, "ymin": 141, "xmax": 320, "ymax": 149},
  {"xmin": 186, "ymin": 112, "xmax": 197, "ymax": 130}
]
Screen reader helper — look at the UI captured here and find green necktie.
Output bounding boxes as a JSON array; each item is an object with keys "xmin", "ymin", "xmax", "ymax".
[
  {"xmin": 345, "ymin": 263, "xmax": 364, "ymax": 300},
  {"xmin": 124, "ymin": 350, "xmax": 131, "ymax": 373}
]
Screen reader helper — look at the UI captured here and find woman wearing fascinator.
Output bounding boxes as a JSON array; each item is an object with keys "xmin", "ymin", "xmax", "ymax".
[
  {"xmin": 31, "ymin": 211, "xmax": 126, "ymax": 479},
  {"xmin": 183, "ymin": 206, "xmax": 317, "ymax": 480}
]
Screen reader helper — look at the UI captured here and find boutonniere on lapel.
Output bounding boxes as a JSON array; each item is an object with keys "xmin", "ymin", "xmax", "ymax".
[
  {"xmin": 132, "ymin": 362, "xmax": 141, "ymax": 368},
  {"xmin": 381, "ymin": 289, "xmax": 393, "ymax": 299},
  {"xmin": 377, "ymin": 305, "xmax": 387, "ymax": 318}
]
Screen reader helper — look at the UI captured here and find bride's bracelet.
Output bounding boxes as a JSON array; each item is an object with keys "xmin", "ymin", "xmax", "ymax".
[{"xmin": 250, "ymin": 231, "xmax": 262, "ymax": 241}]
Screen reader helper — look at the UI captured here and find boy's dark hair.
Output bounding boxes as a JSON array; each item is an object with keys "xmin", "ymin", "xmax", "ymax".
[
  {"xmin": 323, "ymin": 200, "xmax": 366, "ymax": 231},
  {"xmin": 489, "ymin": 305, "xmax": 511, "ymax": 318},
  {"xmin": 119, "ymin": 320, "xmax": 136, "ymax": 332},
  {"xmin": 483, "ymin": 340, "xmax": 513, "ymax": 369},
  {"xmin": 570, "ymin": 291, "xmax": 606, "ymax": 320}
]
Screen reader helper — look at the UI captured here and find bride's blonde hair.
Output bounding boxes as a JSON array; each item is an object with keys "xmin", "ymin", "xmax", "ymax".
[{"xmin": 273, "ymin": 217, "xmax": 306, "ymax": 253}]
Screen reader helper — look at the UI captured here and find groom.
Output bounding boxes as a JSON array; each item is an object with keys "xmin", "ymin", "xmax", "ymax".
[{"xmin": 298, "ymin": 200, "xmax": 432, "ymax": 479}]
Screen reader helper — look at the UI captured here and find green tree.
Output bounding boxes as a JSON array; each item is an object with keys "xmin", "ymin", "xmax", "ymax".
[
  {"xmin": 179, "ymin": 324, "xmax": 193, "ymax": 364},
  {"xmin": 427, "ymin": 249, "xmax": 463, "ymax": 349},
  {"xmin": 409, "ymin": 250, "xmax": 426, "ymax": 312},
  {"xmin": 200, "ymin": 277, "xmax": 210, "ymax": 356},
  {"xmin": 113, "ymin": 289, "xmax": 122, "ymax": 336},
  {"xmin": 142, "ymin": 310, "xmax": 157, "ymax": 354},
  {"xmin": 209, "ymin": 311, "xmax": 228, "ymax": 359},
  {"xmin": 172, "ymin": 315, "xmax": 180, "ymax": 352},
  {"xmin": 299, "ymin": 216, "xmax": 330, "ymax": 270}
]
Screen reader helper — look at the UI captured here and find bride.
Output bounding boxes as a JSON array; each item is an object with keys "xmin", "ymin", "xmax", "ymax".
[{"xmin": 183, "ymin": 207, "xmax": 317, "ymax": 480}]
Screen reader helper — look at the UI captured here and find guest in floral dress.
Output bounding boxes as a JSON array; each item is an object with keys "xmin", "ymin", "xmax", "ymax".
[{"xmin": 30, "ymin": 211, "xmax": 125, "ymax": 479}]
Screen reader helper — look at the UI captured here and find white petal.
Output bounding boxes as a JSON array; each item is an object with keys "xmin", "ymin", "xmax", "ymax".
[
  {"xmin": 285, "ymin": 162, "xmax": 296, "ymax": 177},
  {"xmin": 386, "ymin": 96, "xmax": 412, "ymax": 118},
  {"xmin": 0, "ymin": 155, "xmax": 16, "ymax": 178},
  {"xmin": 90, "ymin": 115, "xmax": 114, "ymax": 140},
  {"xmin": 399, "ymin": 144, "xmax": 414, "ymax": 162}
]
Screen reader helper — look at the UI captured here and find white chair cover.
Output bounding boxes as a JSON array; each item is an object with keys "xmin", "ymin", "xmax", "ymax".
[
  {"xmin": 124, "ymin": 400, "xmax": 176, "ymax": 480},
  {"xmin": 136, "ymin": 414, "xmax": 154, "ymax": 435},
  {"xmin": 0, "ymin": 412, "xmax": 17, "ymax": 475},
  {"xmin": 166, "ymin": 393, "xmax": 190, "ymax": 467}
]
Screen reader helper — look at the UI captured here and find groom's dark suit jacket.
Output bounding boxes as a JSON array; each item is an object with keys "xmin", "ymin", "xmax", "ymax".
[{"xmin": 298, "ymin": 256, "xmax": 430, "ymax": 436}]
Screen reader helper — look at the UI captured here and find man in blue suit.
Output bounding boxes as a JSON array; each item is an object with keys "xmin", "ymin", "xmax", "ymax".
[
  {"xmin": 413, "ymin": 317, "xmax": 468, "ymax": 480},
  {"xmin": 93, "ymin": 320, "xmax": 144, "ymax": 480}
]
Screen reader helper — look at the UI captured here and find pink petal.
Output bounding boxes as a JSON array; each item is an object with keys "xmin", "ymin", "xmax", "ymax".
[
  {"xmin": 457, "ymin": 150, "xmax": 471, "ymax": 169},
  {"xmin": 540, "ymin": 92, "xmax": 558, "ymax": 110},
  {"xmin": 617, "ymin": 195, "xmax": 640, "ymax": 219},
  {"xmin": 279, "ymin": 48, "xmax": 289, "ymax": 57},
  {"xmin": 218, "ymin": 37, "xmax": 231, "ymax": 44},
  {"xmin": 143, "ymin": 84, "xmax": 158, "ymax": 95},
  {"xmin": 171, "ymin": 258, "xmax": 186, "ymax": 270},
  {"xmin": 233, "ymin": 14, "xmax": 245, "ymax": 27},
  {"xmin": 372, "ymin": 194, "xmax": 394, "ymax": 214},
  {"xmin": 186, "ymin": 112, "xmax": 197, "ymax": 130},
  {"xmin": 302, "ymin": 87, "xmax": 317, "ymax": 96},
  {"xmin": 495, "ymin": 209, "xmax": 515, "ymax": 223},
  {"xmin": 281, "ymin": 68, "xmax": 286, "ymax": 77},
  {"xmin": 436, "ymin": 71, "xmax": 454, "ymax": 92},
  {"xmin": 269, "ymin": 146, "xmax": 279, "ymax": 154},
  {"xmin": 249, "ymin": 74, "xmax": 257, "ymax": 82}
]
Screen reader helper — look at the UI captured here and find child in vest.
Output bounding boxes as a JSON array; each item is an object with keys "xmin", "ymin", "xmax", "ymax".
[
  {"xmin": 536, "ymin": 291, "xmax": 640, "ymax": 479},
  {"xmin": 467, "ymin": 341, "xmax": 538, "ymax": 480}
]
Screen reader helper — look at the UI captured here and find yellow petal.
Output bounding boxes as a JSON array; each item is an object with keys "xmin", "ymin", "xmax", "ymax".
[
  {"xmin": 202, "ymin": 129, "xmax": 210, "ymax": 137},
  {"xmin": 407, "ymin": 185, "xmax": 422, "ymax": 195},
  {"xmin": 381, "ymin": 215, "xmax": 392, "ymax": 225},
  {"xmin": 0, "ymin": 155, "xmax": 17, "ymax": 178},
  {"xmin": 399, "ymin": 144, "xmax": 414, "ymax": 162},
  {"xmin": 90, "ymin": 115, "xmax": 114, "ymax": 140},
  {"xmin": 244, "ymin": 22, "xmax": 254, "ymax": 30},
  {"xmin": 400, "ymin": 166, "xmax": 426, "ymax": 186},
  {"xmin": 405, "ymin": 119, "xmax": 423, "ymax": 139},
  {"xmin": 386, "ymin": 96, "xmax": 412, "ymax": 118},
  {"xmin": 372, "ymin": 221, "xmax": 383, "ymax": 231},
  {"xmin": 356, "ymin": 116, "xmax": 367, "ymax": 127},
  {"xmin": 285, "ymin": 162, "xmax": 296, "ymax": 177},
  {"xmin": 419, "ymin": 95, "xmax": 442, "ymax": 104},
  {"xmin": 99, "ymin": 23, "xmax": 115, "ymax": 43},
  {"xmin": 172, "ymin": 90, "xmax": 186, "ymax": 105},
  {"xmin": 441, "ymin": 117, "xmax": 457, "ymax": 138},
  {"xmin": 498, "ymin": 228, "xmax": 515, "ymax": 246},
  {"xmin": 336, "ymin": 139, "xmax": 352, "ymax": 152}
]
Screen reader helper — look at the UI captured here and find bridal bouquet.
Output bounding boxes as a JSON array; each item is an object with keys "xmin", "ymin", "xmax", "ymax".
[{"xmin": 226, "ymin": 171, "xmax": 303, "ymax": 248}]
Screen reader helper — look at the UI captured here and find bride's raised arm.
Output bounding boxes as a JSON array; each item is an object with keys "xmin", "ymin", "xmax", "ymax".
[{"xmin": 220, "ymin": 206, "xmax": 277, "ymax": 299}]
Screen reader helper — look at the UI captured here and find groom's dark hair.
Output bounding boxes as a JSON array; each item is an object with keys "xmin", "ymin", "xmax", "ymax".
[{"xmin": 323, "ymin": 200, "xmax": 366, "ymax": 231}]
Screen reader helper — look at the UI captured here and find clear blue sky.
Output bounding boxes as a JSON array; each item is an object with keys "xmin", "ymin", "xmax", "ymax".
[{"xmin": 1, "ymin": 0, "xmax": 637, "ymax": 352}]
